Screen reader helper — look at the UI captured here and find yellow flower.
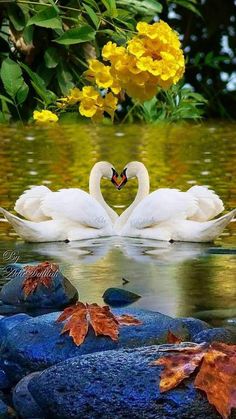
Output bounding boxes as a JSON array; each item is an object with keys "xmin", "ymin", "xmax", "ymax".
[
  {"xmin": 84, "ymin": 59, "xmax": 115, "ymax": 89},
  {"xmin": 127, "ymin": 38, "xmax": 146, "ymax": 58},
  {"xmin": 33, "ymin": 110, "xmax": 58, "ymax": 123},
  {"xmin": 67, "ymin": 87, "xmax": 82, "ymax": 105},
  {"xmin": 102, "ymin": 41, "xmax": 126, "ymax": 63},
  {"xmin": 78, "ymin": 88, "xmax": 118, "ymax": 122},
  {"xmin": 81, "ymin": 86, "xmax": 100, "ymax": 100},
  {"xmin": 103, "ymin": 92, "xmax": 118, "ymax": 118},
  {"xmin": 79, "ymin": 98, "xmax": 98, "ymax": 118},
  {"xmin": 84, "ymin": 59, "xmax": 121, "ymax": 93}
]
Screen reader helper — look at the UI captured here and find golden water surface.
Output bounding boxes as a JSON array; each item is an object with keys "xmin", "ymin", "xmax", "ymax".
[{"xmin": 0, "ymin": 121, "xmax": 235, "ymax": 320}]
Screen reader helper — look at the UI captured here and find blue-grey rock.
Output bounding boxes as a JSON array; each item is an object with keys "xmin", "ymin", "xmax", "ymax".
[
  {"xmin": 0, "ymin": 399, "xmax": 9, "ymax": 419},
  {"xmin": 0, "ymin": 314, "xmax": 31, "ymax": 346},
  {"xmin": 0, "ymin": 304, "xmax": 24, "ymax": 316},
  {"xmin": 28, "ymin": 346, "xmax": 224, "ymax": 419},
  {"xmin": 0, "ymin": 308, "xmax": 187, "ymax": 381},
  {"xmin": 13, "ymin": 372, "xmax": 44, "ymax": 419},
  {"xmin": 193, "ymin": 327, "xmax": 236, "ymax": 344},
  {"xmin": 0, "ymin": 262, "xmax": 78, "ymax": 309},
  {"xmin": 0, "ymin": 370, "xmax": 10, "ymax": 390},
  {"xmin": 103, "ymin": 288, "xmax": 141, "ymax": 307},
  {"xmin": 178, "ymin": 317, "xmax": 210, "ymax": 339}
]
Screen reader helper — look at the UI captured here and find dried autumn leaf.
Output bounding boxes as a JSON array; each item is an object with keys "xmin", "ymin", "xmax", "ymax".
[
  {"xmin": 116, "ymin": 314, "xmax": 143, "ymax": 326},
  {"xmin": 167, "ymin": 330, "xmax": 182, "ymax": 344},
  {"xmin": 22, "ymin": 261, "xmax": 58, "ymax": 297},
  {"xmin": 152, "ymin": 344, "xmax": 207, "ymax": 392},
  {"xmin": 194, "ymin": 342, "xmax": 236, "ymax": 419},
  {"xmin": 152, "ymin": 341, "xmax": 236, "ymax": 419},
  {"xmin": 57, "ymin": 302, "xmax": 142, "ymax": 346}
]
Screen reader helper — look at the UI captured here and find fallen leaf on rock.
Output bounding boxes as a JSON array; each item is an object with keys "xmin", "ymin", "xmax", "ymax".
[
  {"xmin": 194, "ymin": 342, "xmax": 236, "ymax": 419},
  {"xmin": 151, "ymin": 341, "xmax": 236, "ymax": 419},
  {"xmin": 22, "ymin": 262, "xmax": 58, "ymax": 297},
  {"xmin": 57, "ymin": 302, "xmax": 142, "ymax": 346},
  {"xmin": 167, "ymin": 330, "xmax": 182, "ymax": 344}
]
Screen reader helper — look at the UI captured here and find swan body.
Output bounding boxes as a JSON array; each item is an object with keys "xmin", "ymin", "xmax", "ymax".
[
  {"xmin": 115, "ymin": 162, "xmax": 236, "ymax": 243},
  {"xmin": 0, "ymin": 162, "xmax": 118, "ymax": 242}
]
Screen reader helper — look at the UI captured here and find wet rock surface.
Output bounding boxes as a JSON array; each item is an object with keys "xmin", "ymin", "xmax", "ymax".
[
  {"xmin": 13, "ymin": 372, "xmax": 44, "ymax": 419},
  {"xmin": 193, "ymin": 327, "xmax": 236, "ymax": 344},
  {"xmin": 29, "ymin": 345, "xmax": 229, "ymax": 419},
  {"xmin": 0, "ymin": 308, "xmax": 188, "ymax": 380}
]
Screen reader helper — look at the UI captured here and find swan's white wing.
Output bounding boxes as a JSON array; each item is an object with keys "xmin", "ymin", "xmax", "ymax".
[
  {"xmin": 40, "ymin": 188, "xmax": 110, "ymax": 229},
  {"xmin": 129, "ymin": 188, "xmax": 198, "ymax": 229},
  {"xmin": 187, "ymin": 186, "xmax": 224, "ymax": 221},
  {"xmin": 14, "ymin": 186, "xmax": 51, "ymax": 222}
]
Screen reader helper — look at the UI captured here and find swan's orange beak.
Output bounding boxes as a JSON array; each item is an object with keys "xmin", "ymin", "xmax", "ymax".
[
  {"xmin": 117, "ymin": 170, "xmax": 127, "ymax": 190},
  {"xmin": 111, "ymin": 169, "xmax": 120, "ymax": 188}
]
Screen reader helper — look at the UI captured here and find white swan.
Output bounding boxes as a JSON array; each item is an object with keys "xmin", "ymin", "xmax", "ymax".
[
  {"xmin": 114, "ymin": 161, "xmax": 236, "ymax": 242},
  {"xmin": 0, "ymin": 162, "xmax": 119, "ymax": 242}
]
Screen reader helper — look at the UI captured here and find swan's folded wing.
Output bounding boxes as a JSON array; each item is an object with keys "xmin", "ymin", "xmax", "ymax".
[
  {"xmin": 40, "ymin": 189, "xmax": 110, "ymax": 228},
  {"xmin": 129, "ymin": 189, "xmax": 198, "ymax": 229},
  {"xmin": 187, "ymin": 186, "xmax": 224, "ymax": 221},
  {"xmin": 14, "ymin": 186, "xmax": 52, "ymax": 221}
]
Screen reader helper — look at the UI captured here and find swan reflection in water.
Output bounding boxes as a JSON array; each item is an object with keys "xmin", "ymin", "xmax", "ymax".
[{"xmin": 19, "ymin": 237, "xmax": 211, "ymax": 265}]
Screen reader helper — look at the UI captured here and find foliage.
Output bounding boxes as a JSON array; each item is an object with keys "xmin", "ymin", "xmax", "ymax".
[
  {"xmin": 22, "ymin": 261, "xmax": 58, "ymax": 297},
  {"xmin": 57, "ymin": 302, "xmax": 142, "ymax": 346},
  {"xmin": 135, "ymin": 84, "xmax": 207, "ymax": 123},
  {"xmin": 166, "ymin": 0, "xmax": 236, "ymax": 118},
  {"xmin": 0, "ymin": 0, "xmax": 232, "ymax": 122},
  {"xmin": 152, "ymin": 341, "xmax": 236, "ymax": 419}
]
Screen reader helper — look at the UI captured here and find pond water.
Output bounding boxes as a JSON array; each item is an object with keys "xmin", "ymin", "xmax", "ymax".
[{"xmin": 0, "ymin": 121, "xmax": 235, "ymax": 322}]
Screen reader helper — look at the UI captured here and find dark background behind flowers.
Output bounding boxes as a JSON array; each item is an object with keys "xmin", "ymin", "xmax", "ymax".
[{"xmin": 0, "ymin": 0, "xmax": 235, "ymax": 121}]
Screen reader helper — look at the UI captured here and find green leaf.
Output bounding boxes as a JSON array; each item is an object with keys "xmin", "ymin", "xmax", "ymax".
[
  {"xmin": 101, "ymin": 0, "xmax": 117, "ymax": 17},
  {"xmin": 83, "ymin": 0, "xmax": 100, "ymax": 11},
  {"xmin": 170, "ymin": 0, "xmax": 201, "ymax": 16},
  {"xmin": 20, "ymin": 62, "xmax": 57, "ymax": 105},
  {"xmin": 57, "ymin": 61, "xmax": 74, "ymax": 96},
  {"xmin": 54, "ymin": 25, "xmax": 95, "ymax": 45},
  {"xmin": 83, "ymin": 3, "xmax": 100, "ymax": 29},
  {"xmin": 27, "ymin": 7, "xmax": 62, "ymax": 29},
  {"xmin": 7, "ymin": 5, "xmax": 26, "ymax": 31},
  {"xmin": 45, "ymin": 0, "xmax": 60, "ymax": 13},
  {"xmin": 0, "ymin": 95, "xmax": 14, "ymax": 105},
  {"xmin": 1, "ymin": 58, "xmax": 24, "ymax": 99},
  {"xmin": 23, "ymin": 26, "xmax": 34, "ymax": 44},
  {"xmin": 116, "ymin": 0, "xmax": 162, "ymax": 15},
  {"xmin": 141, "ymin": 0, "xmax": 162, "ymax": 13},
  {"xmin": 44, "ymin": 47, "xmax": 60, "ymax": 68},
  {"xmin": 16, "ymin": 82, "xmax": 29, "ymax": 105}
]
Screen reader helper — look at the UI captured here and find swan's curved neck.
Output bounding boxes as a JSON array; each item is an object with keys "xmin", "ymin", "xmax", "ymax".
[
  {"xmin": 89, "ymin": 165, "xmax": 117, "ymax": 223},
  {"xmin": 115, "ymin": 165, "xmax": 150, "ymax": 230}
]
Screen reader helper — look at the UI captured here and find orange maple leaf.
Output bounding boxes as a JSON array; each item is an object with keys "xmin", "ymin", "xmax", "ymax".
[
  {"xmin": 151, "ymin": 342, "xmax": 236, "ymax": 419},
  {"xmin": 56, "ymin": 302, "xmax": 142, "ymax": 346},
  {"xmin": 167, "ymin": 330, "xmax": 182, "ymax": 344},
  {"xmin": 22, "ymin": 261, "xmax": 58, "ymax": 297}
]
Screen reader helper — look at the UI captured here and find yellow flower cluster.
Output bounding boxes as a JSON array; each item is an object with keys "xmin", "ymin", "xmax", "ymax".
[
  {"xmin": 33, "ymin": 110, "xmax": 58, "ymax": 123},
  {"xmin": 59, "ymin": 86, "xmax": 118, "ymax": 121},
  {"xmin": 53, "ymin": 20, "xmax": 184, "ymax": 122},
  {"xmin": 101, "ymin": 20, "xmax": 185, "ymax": 101}
]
